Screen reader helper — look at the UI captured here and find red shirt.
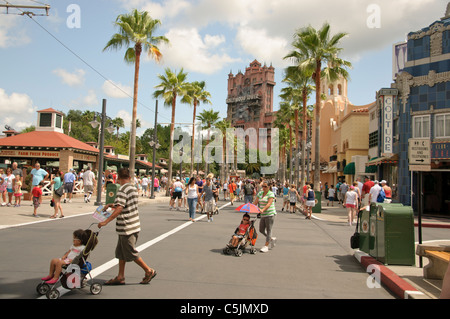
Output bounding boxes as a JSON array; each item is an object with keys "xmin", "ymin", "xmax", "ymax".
[
  {"xmin": 32, "ymin": 186, "xmax": 42, "ymax": 198},
  {"xmin": 362, "ymin": 181, "xmax": 374, "ymax": 194},
  {"xmin": 237, "ymin": 223, "xmax": 250, "ymax": 235}
]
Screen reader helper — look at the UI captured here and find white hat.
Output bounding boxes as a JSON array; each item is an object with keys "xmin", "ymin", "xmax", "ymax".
[{"xmin": 381, "ymin": 180, "xmax": 387, "ymax": 184}]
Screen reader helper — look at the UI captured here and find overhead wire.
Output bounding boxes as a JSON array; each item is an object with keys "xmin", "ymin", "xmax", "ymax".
[{"xmin": 1, "ymin": 0, "xmax": 176, "ymax": 125}]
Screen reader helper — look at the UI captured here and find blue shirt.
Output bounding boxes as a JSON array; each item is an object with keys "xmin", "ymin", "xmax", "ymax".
[
  {"xmin": 64, "ymin": 172, "xmax": 76, "ymax": 183},
  {"xmin": 283, "ymin": 187, "xmax": 289, "ymax": 195},
  {"xmin": 30, "ymin": 168, "xmax": 48, "ymax": 186}
]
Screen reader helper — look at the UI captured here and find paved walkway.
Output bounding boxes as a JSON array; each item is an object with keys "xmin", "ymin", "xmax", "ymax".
[{"xmin": 1, "ymin": 192, "xmax": 449, "ymax": 299}]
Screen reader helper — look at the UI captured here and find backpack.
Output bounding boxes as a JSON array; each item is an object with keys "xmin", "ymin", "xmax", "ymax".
[
  {"xmin": 244, "ymin": 184, "xmax": 253, "ymax": 195},
  {"xmin": 377, "ymin": 188, "xmax": 386, "ymax": 203}
]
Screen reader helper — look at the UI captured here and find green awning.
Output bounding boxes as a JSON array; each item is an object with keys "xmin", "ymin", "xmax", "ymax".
[
  {"xmin": 343, "ymin": 162, "xmax": 355, "ymax": 175},
  {"xmin": 365, "ymin": 165, "xmax": 377, "ymax": 173}
]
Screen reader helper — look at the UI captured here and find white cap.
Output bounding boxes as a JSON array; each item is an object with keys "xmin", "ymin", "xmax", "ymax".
[{"xmin": 381, "ymin": 180, "xmax": 387, "ymax": 184}]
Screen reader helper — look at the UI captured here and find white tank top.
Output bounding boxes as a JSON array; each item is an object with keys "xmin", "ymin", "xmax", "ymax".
[{"xmin": 187, "ymin": 185, "xmax": 198, "ymax": 199}]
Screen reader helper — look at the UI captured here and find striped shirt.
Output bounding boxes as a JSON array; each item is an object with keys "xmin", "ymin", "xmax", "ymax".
[
  {"xmin": 114, "ymin": 183, "xmax": 141, "ymax": 236},
  {"xmin": 257, "ymin": 190, "xmax": 277, "ymax": 217}
]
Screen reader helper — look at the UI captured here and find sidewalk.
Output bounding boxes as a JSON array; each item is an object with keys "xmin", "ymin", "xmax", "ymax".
[
  {"xmin": 314, "ymin": 203, "xmax": 450, "ymax": 299},
  {"xmin": 0, "ymin": 190, "xmax": 168, "ymax": 229}
]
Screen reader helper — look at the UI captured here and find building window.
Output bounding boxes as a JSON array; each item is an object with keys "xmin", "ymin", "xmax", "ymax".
[
  {"xmin": 39, "ymin": 113, "xmax": 52, "ymax": 127},
  {"xmin": 435, "ymin": 113, "xmax": 450, "ymax": 138},
  {"xmin": 412, "ymin": 115, "xmax": 430, "ymax": 138},
  {"xmin": 369, "ymin": 131, "xmax": 378, "ymax": 148},
  {"xmin": 55, "ymin": 114, "xmax": 62, "ymax": 128}
]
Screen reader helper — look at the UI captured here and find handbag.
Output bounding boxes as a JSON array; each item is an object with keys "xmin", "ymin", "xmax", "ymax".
[
  {"xmin": 350, "ymin": 211, "xmax": 361, "ymax": 249},
  {"xmin": 54, "ymin": 186, "xmax": 64, "ymax": 197}
]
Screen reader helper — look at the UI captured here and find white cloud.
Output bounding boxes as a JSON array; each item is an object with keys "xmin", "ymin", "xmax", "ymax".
[
  {"xmin": 52, "ymin": 68, "xmax": 86, "ymax": 86},
  {"xmin": 158, "ymin": 28, "xmax": 240, "ymax": 74},
  {"xmin": 0, "ymin": 88, "xmax": 36, "ymax": 131},
  {"xmin": 116, "ymin": 109, "xmax": 152, "ymax": 136},
  {"xmin": 0, "ymin": 15, "xmax": 31, "ymax": 48},
  {"xmin": 236, "ymin": 26, "xmax": 290, "ymax": 69},
  {"xmin": 102, "ymin": 80, "xmax": 133, "ymax": 99},
  {"xmin": 70, "ymin": 89, "xmax": 98, "ymax": 108}
]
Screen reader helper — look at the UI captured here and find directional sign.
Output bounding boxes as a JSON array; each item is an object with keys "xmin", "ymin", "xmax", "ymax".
[{"xmin": 408, "ymin": 139, "xmax": 431, "ymax": 165}]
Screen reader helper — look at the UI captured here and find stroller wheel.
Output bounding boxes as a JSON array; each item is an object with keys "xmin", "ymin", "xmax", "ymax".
[
  {"xmin": 36, "ymin": 283, "xmax": 50, "ymax": 295},
  {"xmin": 250, "ymin": 248, "xmax": 257, "ymax": 254},
  {"xmin": 223, "ymin": 247, "xmax": 231, "ymax": 255},
  {"xmin": 46, "ymin": 288, "xmax": 60, "ymax": 299},
  {"xmin": 234, "ymin": 249, "xmax": 243, "ymax": 257},
  {"xmin": 90, "ymin": 283, "xmax": 102, "ymax": 295}
]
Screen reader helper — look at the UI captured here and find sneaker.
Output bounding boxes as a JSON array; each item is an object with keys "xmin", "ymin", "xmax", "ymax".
[
  {"xmin": 68, "ymin": 199, "xmax": 72, "ymax": 203},
  {"xmin": 270, "ymin": 237, "xmax": 277, "ymax": 248},
  {"xmin": 260, "ymin": 246, "xmax": 269, "ymax": 253}
]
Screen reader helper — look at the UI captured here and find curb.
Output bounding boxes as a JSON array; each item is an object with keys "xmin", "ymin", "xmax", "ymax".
[{"xmin": 353, "ymin": 250, "xmax": 427, "ymax": 299}]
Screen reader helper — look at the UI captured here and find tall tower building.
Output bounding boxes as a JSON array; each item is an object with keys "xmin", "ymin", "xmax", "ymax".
[{"xmin": 226, "ymin": 60, "xmax": 276, "ymax": 149}]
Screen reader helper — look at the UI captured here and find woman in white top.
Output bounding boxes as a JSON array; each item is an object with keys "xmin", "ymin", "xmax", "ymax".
[
  {"xmin": 344, "ymin": 186, "xmax": 359, "ymax": 226},
  {"xmin": 186, "ymin": 177, "xmax": 199, "ymax": 222}
]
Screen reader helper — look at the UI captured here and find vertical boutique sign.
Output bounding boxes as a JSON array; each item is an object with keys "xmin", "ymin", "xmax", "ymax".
[{"xmin": 383, "ymin": 95, "xmax": 394, "ymax": 155}]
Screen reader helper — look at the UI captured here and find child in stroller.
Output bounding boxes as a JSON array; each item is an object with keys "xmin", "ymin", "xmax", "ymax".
[
  {"xmin": 41, "ymin": 229, "xmax": 87, "ymax": 284},
  {"xmin": 223, "ymin": 213, "xmax": 258, "ymax": 257},
  {"xmin": 37, "ymin": 225, "xmax": 102, "ymax": 299}
]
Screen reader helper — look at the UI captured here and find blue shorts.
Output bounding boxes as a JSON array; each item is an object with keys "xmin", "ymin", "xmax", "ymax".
[{"xmin": 328, "ymin": 197, "xmax": 334, "ymax": 201}]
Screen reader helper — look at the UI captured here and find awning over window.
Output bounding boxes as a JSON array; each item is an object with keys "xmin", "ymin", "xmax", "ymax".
[
  {"xmin": 343, "ymin": 162, "xmax": 355, "ymax": 175},
  {"xmin": 366, "ymin": 154, "xmax": 398, "ymax": 166}
]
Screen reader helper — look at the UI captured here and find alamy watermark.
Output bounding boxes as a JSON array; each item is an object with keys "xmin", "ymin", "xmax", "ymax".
[
  {"xmin": 366, "ymin": 264, "xmax": 382, "ymax": 289},
  {"xmin": 366, "ymin": 4, "xmax": 381, "ymax": 29},
  {"xmin": 66, "ymin": 4, "xmax": 81, "ymax": 29},
  {"xmin": 171, "ymin": 127, "xmax": 279, "ymax": 175}
]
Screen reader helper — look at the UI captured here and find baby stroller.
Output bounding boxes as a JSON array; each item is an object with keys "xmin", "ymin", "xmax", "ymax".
[
  {"xmin": 36, "ymin": 224, "xmax": 102, "ymax": 299},
  {"xmin": 223, "ymin": 215, "xmax": 258, "ymax": 257}
]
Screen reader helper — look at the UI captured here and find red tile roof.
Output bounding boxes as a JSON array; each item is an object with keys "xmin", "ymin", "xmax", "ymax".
[{"xmin": 0, "ymin": 131, "xmax": 99, "ymax": 153}]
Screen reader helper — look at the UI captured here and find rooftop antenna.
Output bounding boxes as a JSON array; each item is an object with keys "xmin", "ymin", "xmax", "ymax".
[{"xmin": 0, "ymin": 1, "xmax": 50, "ymax": 16}]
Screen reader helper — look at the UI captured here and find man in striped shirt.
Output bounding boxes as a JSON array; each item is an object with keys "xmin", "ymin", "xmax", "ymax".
[{"xmin": 98, "ymin": 168, "xmax": 156, "ymax": 285}]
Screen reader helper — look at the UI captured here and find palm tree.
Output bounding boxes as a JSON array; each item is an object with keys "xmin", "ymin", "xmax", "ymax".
[
  {"xmin": 284, "ymin": 22, "xmax": 351, "ymax": 191},
  {"xmin": 282, "ymin": 67, "xmax": 315, "ymax": 188},
  {"xmin": 154, "ymin": 68, "xmax": 190, "ymax": 193},
  {"xmin": 111, "ymin": 117, "xmax": 125, "ymax": 140},
  {"xmin": 103, "ymin": 9, "xmax": 168, "ymax": 176},
  {"xmin": 215, "ymin": 118, "xmax": 232, "ymax": 182},
  {"xmin": 187, "ymin": 81, "xmax": 212, "ymax": 175},
  {"xmin": 277, "ymin": 101, "xmax": 295, "ymax": 183},
  {"xmin": 196, "ymin": 109, "xmax": 219, "ymax": 175}
]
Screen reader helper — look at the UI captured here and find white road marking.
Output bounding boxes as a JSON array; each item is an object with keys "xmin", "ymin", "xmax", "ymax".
[{"xmin": 38, "ymin": 202, "xmax": 231, "ymax": 299}]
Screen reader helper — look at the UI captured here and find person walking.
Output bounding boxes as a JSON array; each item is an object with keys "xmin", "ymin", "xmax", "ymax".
[
  {"xmin": 63, "ymin": 168, "xmax": 76, "ymax": 203},
  {"xmin": 288, "ymin": 184, "xmax": 299, "ymax": 214},
  {"xmin": 380, "ymin": 180, "xmax": 392, "ymax": 203},
  {"xmin": 362, "ymin": 176, "xmax": 374, "ymax": 206},
  {"xmin": 82, "ymin": 166, "xmax": 96, "ymax": 203},
  {"xmin": 369, "ymin": 180, "xmax": 382, "ymax": 204},
  {"xmin": 201, "ymin": 177, "xmax": 217, "ymax": 222},
  {"xmin": 327, "ymin": 185, "xmax": 335, "ymax": 206},
  {"xmin": 344, "ymin": 185, "xmax": 359, "ymax": 226},
  {"xmin": 186, "ymin": 177, "xmax": 199, "ymax": 222},
  {"xmin": 50, "ymin": 171, "xmax": 64, "ymax": 218},
  {"xmin": 98, "ymin": 168, "xmax": 156, "ymax": 285},
  {"xmin": 253, "ymin": 182, "xmax": 277, "ymax": 253},
  {"xmin": 304, "ymin": 184, "xmax": 315, "ymax": 220},
  {"xmin": 228, "ymin": 179, "xmax": 237, "ymax": 206}
]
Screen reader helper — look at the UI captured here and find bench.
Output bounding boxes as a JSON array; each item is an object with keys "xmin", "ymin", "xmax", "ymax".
[{"xmin": 416, "ymin": 245, "xmax": 450, "ymax": 279}]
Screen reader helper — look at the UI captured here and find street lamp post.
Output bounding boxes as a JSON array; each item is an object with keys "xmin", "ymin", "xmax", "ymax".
[
  {"xmin": 149, "ymin": 100, "xmax": 159, "ymax": 199},
  {"xmin": 90, "ymin": 99, "xmax": 115, "ymax": 206}
]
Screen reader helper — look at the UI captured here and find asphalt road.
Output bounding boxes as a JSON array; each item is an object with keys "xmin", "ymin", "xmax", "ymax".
[{"xmin": 0, "ymin": 197, "xmax": 399, "ymax": 301}]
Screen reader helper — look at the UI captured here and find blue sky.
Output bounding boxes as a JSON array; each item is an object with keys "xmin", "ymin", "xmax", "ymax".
[{"xmin": 0, "ymin": 0, "xmax": 446, "ymax": 136}]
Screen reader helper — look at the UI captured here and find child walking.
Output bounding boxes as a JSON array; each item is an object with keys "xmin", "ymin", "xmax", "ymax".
[
  {"xmin": 13, "ymin": 174, "xmax": 22, "ymax": 207},
  {"xmin": 41, "ymin": 229, "xmax": 87, "ymax": 284},
  {"xmin": 32, "ymin": 181, "xmax": 44, "ymax": 217}
]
